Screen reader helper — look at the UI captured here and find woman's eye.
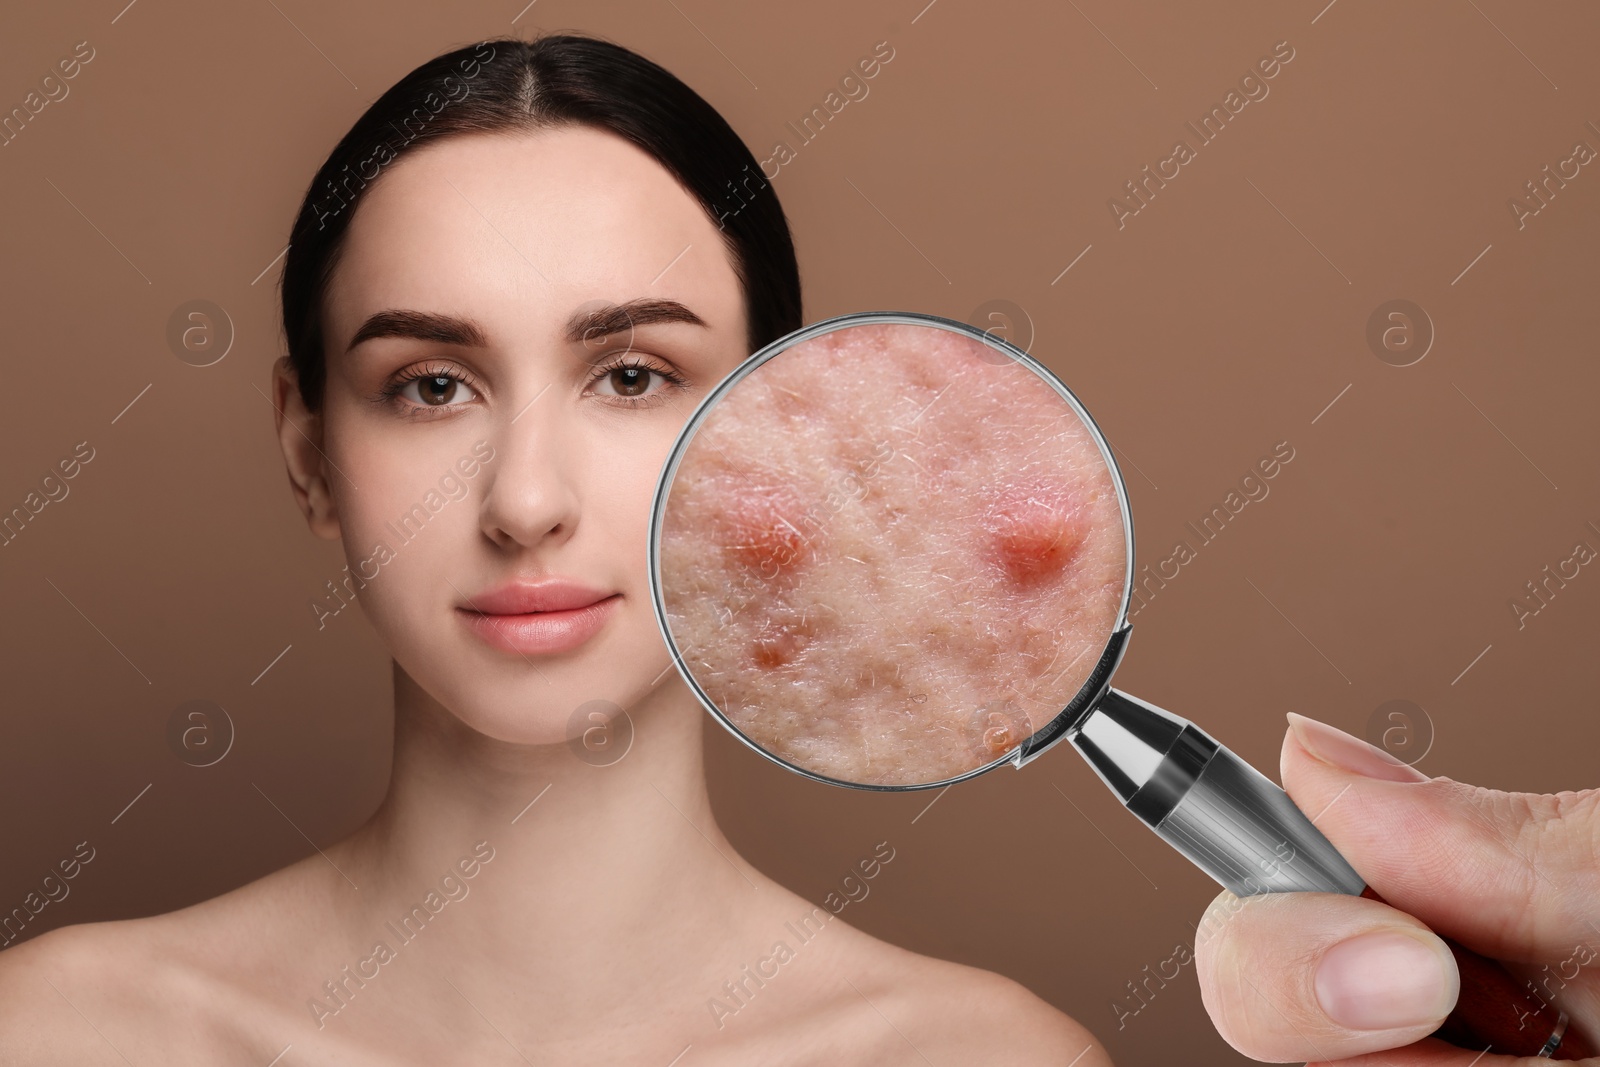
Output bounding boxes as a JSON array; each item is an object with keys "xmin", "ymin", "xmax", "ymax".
[
  {"xmin": 592, "ymin": 363, "xmax": 674, "ymax": 400},
  {"xmin": 397, "ymin": 374, "xmax": 479, "ymax": 407}
]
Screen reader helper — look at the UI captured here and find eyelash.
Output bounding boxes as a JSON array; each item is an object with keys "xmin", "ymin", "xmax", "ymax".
[
  {"xmin": 377, "ymin": 356, "xmax": 691, "ymax": 415},
  {"xmin": 378, "ymin": 361, "xmax": 481, "ymax": 415},
  {"xmin": 592, "ymin": 355, "xmax": 692, "ymax": 409}
]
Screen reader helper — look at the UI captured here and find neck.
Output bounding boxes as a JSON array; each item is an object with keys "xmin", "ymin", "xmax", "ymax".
[{"xmin": 328, "ymin": 662, "xmax": 779, "ymax": 1021}]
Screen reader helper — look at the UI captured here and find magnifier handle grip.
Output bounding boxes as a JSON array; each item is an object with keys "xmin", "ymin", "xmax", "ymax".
[
  {"xmin": 1072, "ymin": 691, "xmax": 1590, "ymax": 1059},
  {"xmin": 1142, "ymin": 730, "xmax": 1363, "ymax": 896}
]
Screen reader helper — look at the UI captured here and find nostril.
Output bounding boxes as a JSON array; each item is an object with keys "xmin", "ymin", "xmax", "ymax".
[{"xmin": 983, "ymin": 485, "xmax": 1086, "ymax": 586}]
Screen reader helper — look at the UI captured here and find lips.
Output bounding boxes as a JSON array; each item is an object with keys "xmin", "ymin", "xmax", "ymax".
[
  {"xmin": 456, "ymin": 578, "xmax": 621, "ymax": 656},
  {"xmin": 460, "ymin": 579, "xmax": 613, "ymax": 615}
]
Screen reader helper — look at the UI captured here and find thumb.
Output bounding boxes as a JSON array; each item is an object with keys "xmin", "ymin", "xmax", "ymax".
[{"xmin": 1281, "ymin": 712, "xmax": 1600, "ymax": 963}]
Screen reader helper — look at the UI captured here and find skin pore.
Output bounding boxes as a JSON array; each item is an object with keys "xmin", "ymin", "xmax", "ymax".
[{"xmin": 0, "ymin": 126, "xmax": 1111, "ymax": 1066}]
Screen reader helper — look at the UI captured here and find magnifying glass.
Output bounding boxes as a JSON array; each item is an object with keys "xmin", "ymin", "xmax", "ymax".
[{"xmin": 647, "ymin": 311, "xmax": 1587, "ymax": 1060}]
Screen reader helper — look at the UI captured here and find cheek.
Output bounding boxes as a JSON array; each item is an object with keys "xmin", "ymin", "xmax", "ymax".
[
  {"xmin": 612, "ymin": 428, "xmax": 689, "ymax": 575},
  {"xmin": 323, "ymin": 412, "xmax": 433, "ymax": 529},
  {"xmin": 318, "ymin": 417, "xmax": 486, "ymax": 634}
]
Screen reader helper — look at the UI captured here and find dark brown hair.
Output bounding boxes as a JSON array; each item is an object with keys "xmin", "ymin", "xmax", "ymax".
[{"xmin": 279, "ymin": 33, "xmax": 802, "ymax": 412}]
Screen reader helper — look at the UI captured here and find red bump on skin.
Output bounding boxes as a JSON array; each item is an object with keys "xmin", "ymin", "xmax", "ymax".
[
  {"xmin": 714, "ymin": 481, "xmax": 816, "ymax": 579},
  {"xmin": 749, "ymin": 616, "xmax": 812, "ymax": 670},
  {"xmin": 751, "ymin": 639, "xmax": 790, "ymax": 670},
  {"xmin": 984, "ymin": 486, "xmax": 1086, "ymax": 586}
]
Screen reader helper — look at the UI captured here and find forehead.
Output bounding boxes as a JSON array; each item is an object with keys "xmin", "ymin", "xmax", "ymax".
[{"xmin": 324, "ymin": 125, "xmax": 744, "ymax": 344}]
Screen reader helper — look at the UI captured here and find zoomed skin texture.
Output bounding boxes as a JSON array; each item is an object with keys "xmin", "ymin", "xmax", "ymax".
[{"xmin": 659, "ymin": 321, "xmax": 1128, "ymax": 787}]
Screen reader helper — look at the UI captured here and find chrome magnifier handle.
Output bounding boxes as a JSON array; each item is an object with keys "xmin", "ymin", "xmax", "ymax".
[{"xmin": 1067, "ymin": 688, "xmax": 1364, "ymax": 896}]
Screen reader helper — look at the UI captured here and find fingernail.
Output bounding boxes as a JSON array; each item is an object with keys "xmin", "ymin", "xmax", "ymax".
[
  {"xmin": 1314, "ymin": 929, "xmax": 1458, "ymax": 1031},
  {"xmin": 1286, "ymin": 713, "xmax": 1430, "ymax": 783}
]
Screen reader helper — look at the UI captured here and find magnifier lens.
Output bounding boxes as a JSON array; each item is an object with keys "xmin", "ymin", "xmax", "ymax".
[{"xmin": 654, "ymin": 317, "xmax": 1129, "ymax": 788}]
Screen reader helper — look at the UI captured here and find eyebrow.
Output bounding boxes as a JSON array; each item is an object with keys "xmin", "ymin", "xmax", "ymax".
[{"xmin": 344, "ymin": 298, "xmax": 709, "ymax": 354}]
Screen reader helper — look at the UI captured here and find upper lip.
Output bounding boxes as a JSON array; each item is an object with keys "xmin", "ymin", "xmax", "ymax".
[{"xmin": 459, "ymin": 579, "xmax": 615, "ymax": 615}]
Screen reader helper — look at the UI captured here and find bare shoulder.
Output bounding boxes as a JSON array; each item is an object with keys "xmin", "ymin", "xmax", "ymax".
[
  {"xmin": 0, "ymin": 922, "xmax": 139, "ymax": 1064},
  {"xmin": 820, "ymin": 920, "xmax": 1113, "ymax": 1066},
  {"xmin": 0, "ymin": 865, "xmax": 321, "ymax": 1063},
  {"xmin": 868, "ymin": 949, "xmax": 1112, "ymax": 1066}
]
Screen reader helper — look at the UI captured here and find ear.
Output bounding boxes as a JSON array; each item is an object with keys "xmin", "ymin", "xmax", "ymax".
[{"xmin": 272, "ymin": 356, "xmax": 341, "ymax": 541}]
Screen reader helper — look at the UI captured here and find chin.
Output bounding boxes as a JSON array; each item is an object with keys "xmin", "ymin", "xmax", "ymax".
[
  {"xmin": 392, "ymin": 614, "xmax": 666, "ymax": 747},
  {"xmin": 448, "ymin": 694, "xmax": 584, "ymax": 747}
]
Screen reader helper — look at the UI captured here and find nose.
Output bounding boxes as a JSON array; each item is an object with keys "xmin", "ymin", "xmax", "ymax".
[{"xmin": 476, "ymin": 394, "xmax": 582, "ymax": 553}]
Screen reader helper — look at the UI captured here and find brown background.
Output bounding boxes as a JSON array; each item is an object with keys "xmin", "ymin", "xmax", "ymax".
[{"xmin": 3, "ymin": 1, "xmax": 1597, "ymax": 1064}]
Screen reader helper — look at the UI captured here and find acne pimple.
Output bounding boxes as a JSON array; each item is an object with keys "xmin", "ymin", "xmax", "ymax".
[
  {"xmin": 712, "ymin": 482, "xmax": 816, "ymax": 578},
  {"xmin": 984, "ymin": 486, "xmax": 1086, "ymax": 587},
  {"xmin": 750, "ymin": 615, "xmax": 813, "ymax": 670}
]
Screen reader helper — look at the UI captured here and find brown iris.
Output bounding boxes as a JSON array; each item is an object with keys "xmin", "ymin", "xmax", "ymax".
[
  {"xmin": 611, "ymin": 366, "xmax": 649, "ymax": 396},
  {"xmin": 418, "ymin": 376, "xmax": 458, "ymax": 405}
]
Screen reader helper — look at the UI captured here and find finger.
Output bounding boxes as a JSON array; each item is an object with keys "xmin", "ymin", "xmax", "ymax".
[
  {"xmin": 1308, "ymin": 1035, "xmax": 1577, "ymax": 1067},
  {"xmin": 1494, "ymin": 959, "xmax": 1600, "ymax": 1064},
  {"xmin": 1195, "ymin": 888, "xmax": 1459, "ymax": 1063},
  {"xmin": 1281, "ymin": 713, "xmax": 1600, "ymax": 963}
]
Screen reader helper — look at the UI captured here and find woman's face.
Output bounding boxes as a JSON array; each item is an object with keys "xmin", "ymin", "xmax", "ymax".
[{"xmin": 308, "ymin": 126, "xmax": 751, "ymax": 742}]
